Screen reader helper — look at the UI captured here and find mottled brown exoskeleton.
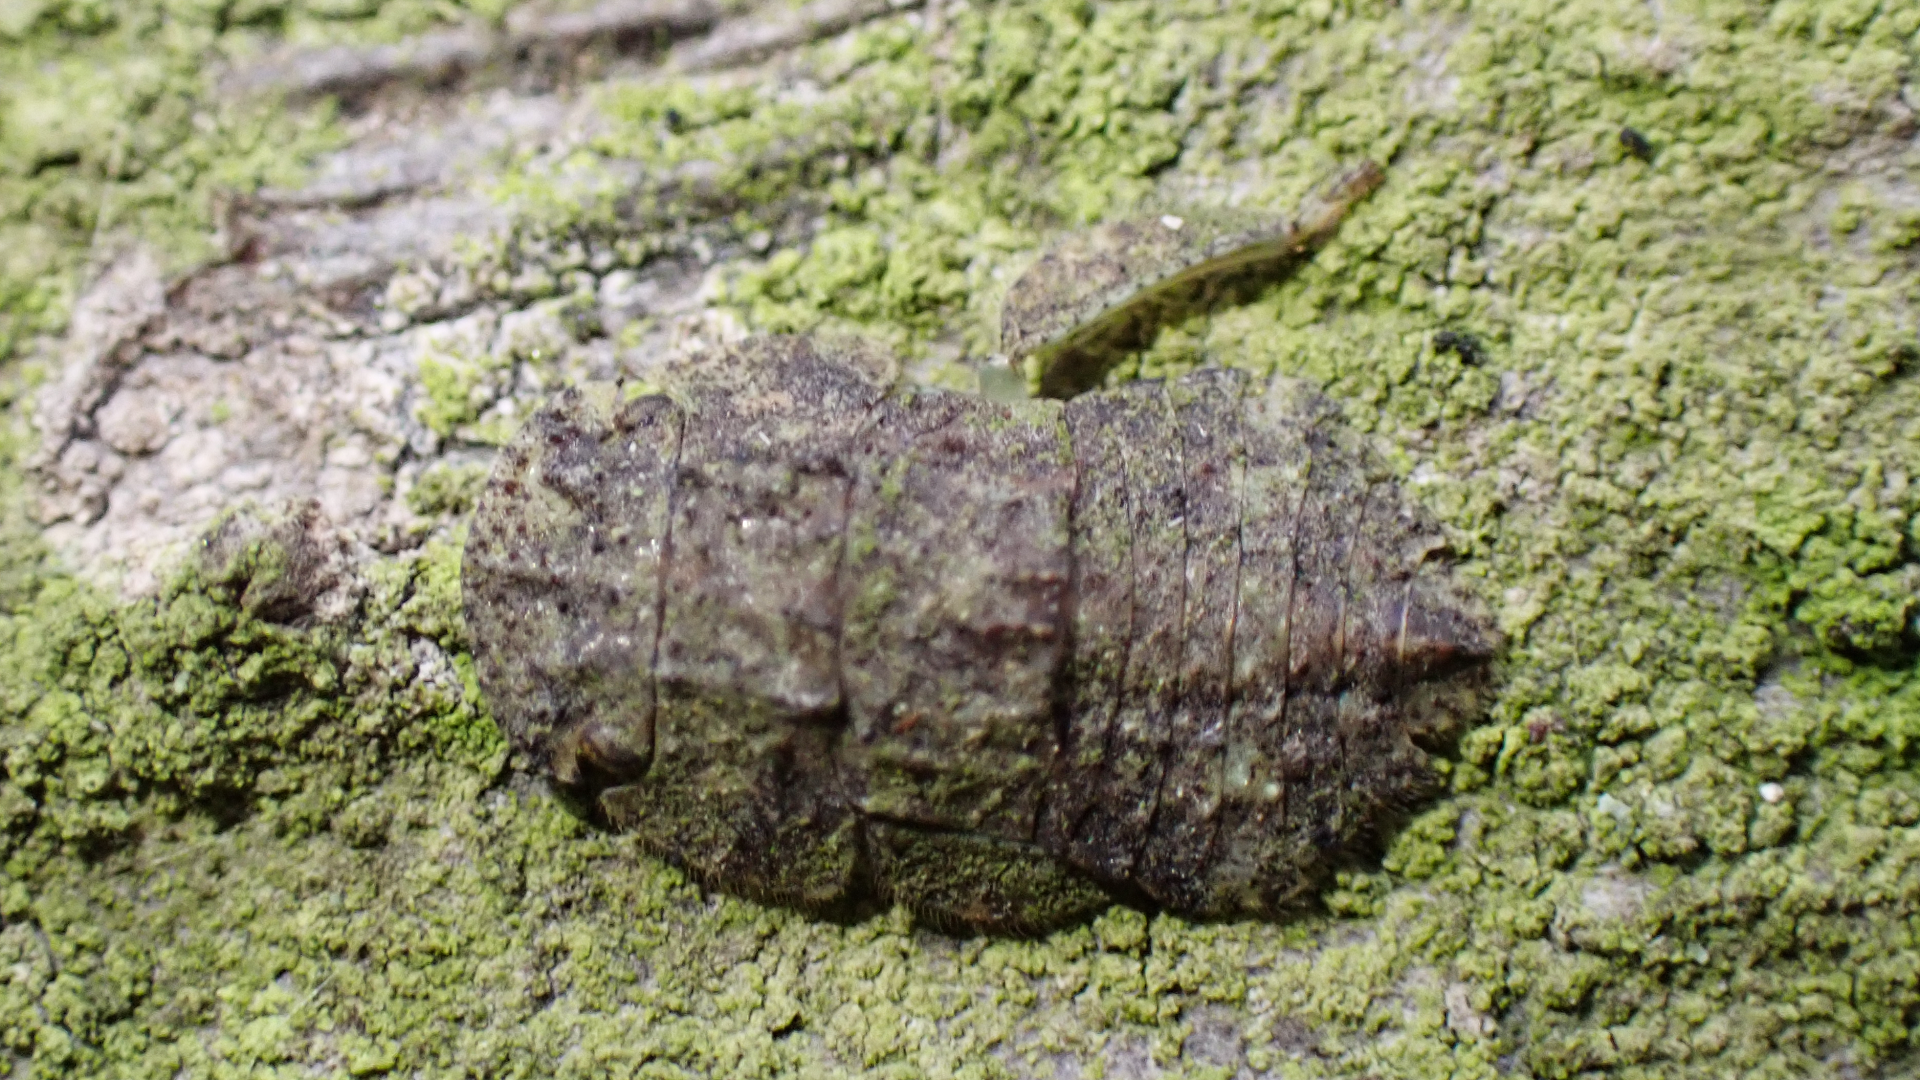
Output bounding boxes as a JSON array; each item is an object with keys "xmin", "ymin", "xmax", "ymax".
[{"xmin": 463, "ymin": 164, "xmax": 1499, "ymax": 931}]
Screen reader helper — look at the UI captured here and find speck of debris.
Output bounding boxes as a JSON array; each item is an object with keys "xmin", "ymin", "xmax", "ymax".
[
  {"xmin": 1432, "ymin": 329, "xmax": 1487, "ymax": 365},
  {"xmin": 1619, "ymin": 125, "xmax": 1655, "ymax": 161}
]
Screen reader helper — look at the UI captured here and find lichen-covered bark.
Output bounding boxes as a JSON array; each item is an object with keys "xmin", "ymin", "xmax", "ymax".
[{"xmin": 6, "ymin": 0, "xmax": 1920, "ymax": 1077}]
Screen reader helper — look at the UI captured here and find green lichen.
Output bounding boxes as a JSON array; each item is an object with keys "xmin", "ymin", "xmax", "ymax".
[
  {"xmin": 405, "ymin": 461, "xmax": 491, "ymax": 518},
  {"xmin": 9, "ymin": 0, "xmax": 1920, "ymax": 1077}
]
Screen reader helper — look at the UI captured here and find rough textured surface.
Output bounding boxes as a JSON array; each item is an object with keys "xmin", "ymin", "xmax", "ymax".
[
  {"xmin": 466, "ymin": 342, "xmax": 1491, "ymax": 930},
  {"xmin": 6, "ymin": 0, "xmax": 1920, "ymax": 1077}
]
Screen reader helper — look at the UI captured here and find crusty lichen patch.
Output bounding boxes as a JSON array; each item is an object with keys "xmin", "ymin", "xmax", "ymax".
[{"xmin": 7, "ymin": 0, "xmax": 1920, "ymax": 1078}]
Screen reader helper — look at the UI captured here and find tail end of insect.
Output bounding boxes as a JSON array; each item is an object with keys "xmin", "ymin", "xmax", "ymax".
[{"xmin": 1393, "ymin": 574, "xmax": 1501, "ymax": 681}]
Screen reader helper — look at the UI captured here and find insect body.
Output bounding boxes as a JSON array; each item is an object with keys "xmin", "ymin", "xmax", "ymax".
[{"xmin": 463, "ymin": 337, "xmax": 1496, "ymax": 931}]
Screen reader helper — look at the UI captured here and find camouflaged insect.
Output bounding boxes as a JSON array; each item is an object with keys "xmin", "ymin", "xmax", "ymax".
[{"xmin": 463, "ymin": 164, "xmax": 1499, "ymax": 932}]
